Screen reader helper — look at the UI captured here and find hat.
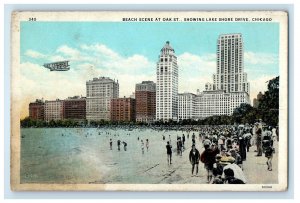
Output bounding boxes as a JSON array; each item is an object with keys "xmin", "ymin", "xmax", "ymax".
[
  {"xmin": 219, "ymin": 160, "xmax": 232, "ymax": 166},
  {"xmin": 228, "ymin": 157, "xmax": 236, "ymax": 163}
]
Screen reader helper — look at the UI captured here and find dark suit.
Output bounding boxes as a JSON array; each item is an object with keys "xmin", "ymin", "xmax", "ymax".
[{"xmin": 189, "ymin": 149, "xmax": 200, "ymax": 175}]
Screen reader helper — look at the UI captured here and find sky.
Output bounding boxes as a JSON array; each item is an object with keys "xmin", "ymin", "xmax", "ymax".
[{"xmin": 19, "ymin": 22, "xmax": 279, "ymax": 118}]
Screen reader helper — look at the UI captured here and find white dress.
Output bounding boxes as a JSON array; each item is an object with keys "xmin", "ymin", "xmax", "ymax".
[{"xmin": 222, "ymin": 163, "xmax": 247, "ymax": 183}]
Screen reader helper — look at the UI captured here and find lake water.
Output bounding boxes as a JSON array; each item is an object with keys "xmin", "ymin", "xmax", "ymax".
[{"xmin": 21, "ymin": 127, "xmax": 204, "ymax": 184}]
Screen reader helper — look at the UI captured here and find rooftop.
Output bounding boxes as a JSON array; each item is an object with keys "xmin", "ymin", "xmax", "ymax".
[{"xmin": 160, "ymin": 41, "xmax": 175, "ymax": 53}]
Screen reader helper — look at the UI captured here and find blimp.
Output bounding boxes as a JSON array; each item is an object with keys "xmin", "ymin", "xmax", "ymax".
[{"xmin": 43, "ymin": 60, "xmax": 70, "ymax": 71}]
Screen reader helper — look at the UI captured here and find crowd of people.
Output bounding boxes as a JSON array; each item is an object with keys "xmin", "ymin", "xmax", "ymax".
[
  {"xmin": 165, "ymin": 120, "xmax": 277, "ymax": 184},
  {"xmin": 106, "ymin": 120, "xmax": 277, "ymax": 184}
]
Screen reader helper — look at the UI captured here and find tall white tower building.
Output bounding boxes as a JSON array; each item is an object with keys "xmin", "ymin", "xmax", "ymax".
[
  {"xmin": 156, "ymin": 41, "xmax": 178, "ymax": 121},
  {"xmin": 212, "ymin": 33, "xmax": 250, "ymax": 94},
  {"xmin": 179, "ymin": 33, "xmax": 250, "ymax": 120}
]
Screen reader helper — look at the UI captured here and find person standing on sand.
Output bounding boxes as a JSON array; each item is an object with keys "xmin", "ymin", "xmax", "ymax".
[
  {"xmin": 238, "ymin": 136, "xmax": 247, "ymax": 161},
  {"xmin": 110, "ymin": 139, "xmax": 113, "ymax": 150},
  {"xmin": 146, "ymin": 139, "xmax": 149, "ymax": 152},
  {"xmin": 123, "ymin": 141, "xmax": 127, "ymax": 151},
  {"xmin": 117, "ymin": 140, "xmax": 121, "ymax": 151},
  {"xmin": 178, "ymin": 137, "xmax": 183, "ymax": 156},
  {"xmin": 166, "ymin": 141, "xmax": 172, "ymax": 165},
  {"xmin": 141, "ymin": 140, "xmax": 145, "ymax": 154},
  {"xmin": 176, "ymin": 137, "xmax": 180, "ymax": 155},
  {"xmin": 243, "ymin": 129, "xmax": 252, "ymax": 152},
  {"xmin": 252, "ymin": 123, "xmax": 258, "ymax": 152},
  {"xmin": 200, "ymin": 143, "xmax": 219, "ymax": 183},
  {"xmin": 264, "ymin": 142, "xmax": 275, "ymax": 171},
  {"xmin": 192, "ymin": 133, "xmax": 195, "ymax": 141},
  {"xmin": 256, "ymin": 125, "xmax": 263, "ymax": 156},
  {"xmin": 189, "ymin": 144, "xmax": 200, "ymax": 177}
]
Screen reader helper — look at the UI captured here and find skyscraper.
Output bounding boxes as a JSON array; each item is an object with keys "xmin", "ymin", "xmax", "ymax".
[
  {"xmin": 156, "ymin": 41, "xmax": 178, "ymax": 121},
  {"xmin": 211, "ymin": 33, "xmax": 250, "ymax": 94},
  {"xmin": 86, "ymin": 77, "xmax": 119, "ymax": 121},
  {"xmin": 135, "ymin": 81, "xmax": 156, "ymax": 123},
  {"xmin": 179, "ymin": 33, "xmax": 250, "ymax": 119}
]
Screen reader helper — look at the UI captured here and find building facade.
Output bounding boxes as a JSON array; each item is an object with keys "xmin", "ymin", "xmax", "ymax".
[
  {"xmin": 86, "ymin": 77, "xmax": 119, "ymax": 121},
  {"xmin": 44, "ymin": 99, "xmax": 63, "ymax": 121},
  {"xmin": 207, "ymin": 33, "xmax": 250, "ymax": 94},
  {"xmin": 29, "ymin": 99, "xmax": 45, "ymax": 120},
  {"xmin": 110, "ymin": 97, "xmax": 136, "ymax": 122},
  {"xmin": 135, "ymin": 81, "xmax": 156, "ymax": 123},
  {"xmin": 156, "ymin": 41, "xmax": 178, "ymax": 121},
  {"xmin": 178, "ymin": 93, "xmax": 196, "ymax": 120},
  {"xmin": 194, "ymin": 90, "xmax": 250, "ymax": 119},
  {"xmin": 63, "ymin": 96, "xmax": 86, "ymax": 121}
]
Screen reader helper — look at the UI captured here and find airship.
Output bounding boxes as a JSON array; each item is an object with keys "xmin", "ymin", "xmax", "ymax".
[{"xmin": 43, "ymin": 60, "xmax": 70, "ymax": 71}]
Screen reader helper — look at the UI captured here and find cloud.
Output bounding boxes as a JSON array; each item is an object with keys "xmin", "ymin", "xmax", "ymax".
[
  {"xmin": 248, "ymin": 74, "xmax": 277, "ymax": 105},
  {"xmin": 49, "ymin": 55, "xmax": 67, "ymax": 62},
  {"xmin": 177, "ymin": 52, "xmax": 216, "ymax": 93},
  {"xmin": 178, "ymin": 52, "xmax": 216, "ymax": 74},
  {"xmin": 57, "ymin": 45, "xmax": 81, "ymax": 58},
  {"xmin": 244, "ymin": 52, "xmax": 278, "ymax": 65},
  {"xmin": 115, "ymin": 74, "xmax": 156, "ymax": 97},
  {"xmin": 80, "ymin": 44, "xmax": 120, "ymax": 60},
  {"xmin": 25, "ymin": 50, "xmax": 46, "ymax": 59},
  {"xmin": 79, "ymin": 44, "xmax": 155, "ymax": 75}
]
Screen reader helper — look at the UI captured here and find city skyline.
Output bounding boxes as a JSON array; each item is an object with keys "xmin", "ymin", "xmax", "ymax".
[{"xmin": 20, "ymin": 22, "xmax": 279, "ymax": 118}]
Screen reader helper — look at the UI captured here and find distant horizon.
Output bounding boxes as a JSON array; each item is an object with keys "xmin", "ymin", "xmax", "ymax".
[{"xmin": 20, "ymin": 22, "xmax": 279, "ymax": 118}]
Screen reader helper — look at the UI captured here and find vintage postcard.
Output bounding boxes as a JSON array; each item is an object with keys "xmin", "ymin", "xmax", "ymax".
[{"xmin": 11, "ymin": 11, "xmax": 288, "ymax": 191}]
